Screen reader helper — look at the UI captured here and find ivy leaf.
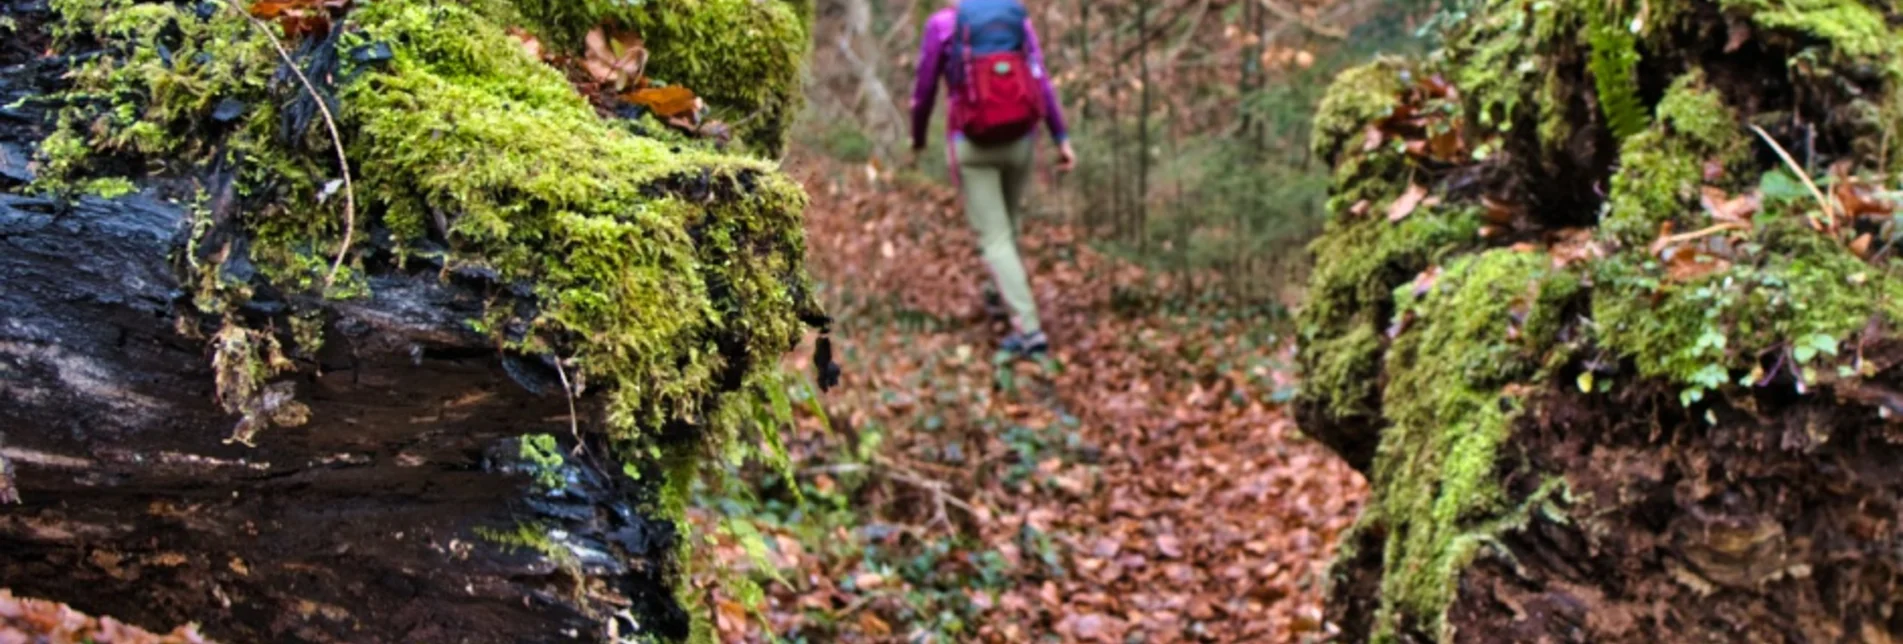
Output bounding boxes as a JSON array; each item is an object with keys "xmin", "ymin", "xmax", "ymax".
[
  {"xmin": 1759, "ymin": 168, "xmax": 1808, "ymax": 204},
  {"xmin": 1793, "ymin": 333, "xmax": 1839, "ymax": 364}
]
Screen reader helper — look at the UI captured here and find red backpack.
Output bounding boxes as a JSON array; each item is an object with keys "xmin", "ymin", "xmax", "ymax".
[{"xmin": 951, "ymin": 0, "xmax": 1045, "ymax": 145}]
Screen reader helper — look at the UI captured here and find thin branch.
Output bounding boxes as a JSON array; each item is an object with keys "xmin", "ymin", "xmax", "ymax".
[
  {"xmin": 225, "ymin": 1, "xmax": 358, "ymax": 291},
  {"xmin": 551, "ymin": 356, "xmax": 586, "ymax": 455},
  {"xmin": 1749, "ymin": 124, "xmax": 1834, "ymax": 231},
  {"xmin": 1647, "ymin": 221, "xmax": 1750, "ymax": 255}
]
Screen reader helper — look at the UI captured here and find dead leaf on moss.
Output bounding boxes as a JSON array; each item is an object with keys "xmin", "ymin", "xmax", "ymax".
[
  {"xmin": 507, "ymin": 27, "xmax": 544, "ymax": 62},
  {"xmin": 247, "ymin": 0, "xmax": 348, "ymax": 38},
  {"xmin": 1699, "ymin": 186, "xmax": 1760, "ymax": 224},
  {"xmin": 1549, "ymin": 228, "xmax": 1606, "ymax": 268},
  {"xmin": 1663, "ymin": 246, "xmax": 1730, "ymax": 283},
  {"xmin": 1851, "ymin": 232, "xmax": 1874, "ymax": 258},
  {"xmin": 625, "ymin": 86, "xmax": 699, "ymax": 118},
  {"xmin": 1480, "ymin": 194, "xmax": 1518, "ymax": 225},
  {"xmin": 1834, "ymin": 180, "xmax": 1895, "ymax": 220},
  {"xmin": 581, "ymin": 27, "xmax": 647, "ymax": 91},
  {"xmin": 1411, "ymin": 265, "xmax": 1443, "ymax": 297},
  {"xmin": 1388, "ymin": 183, "xmax": 1428, "ymax": 222}
]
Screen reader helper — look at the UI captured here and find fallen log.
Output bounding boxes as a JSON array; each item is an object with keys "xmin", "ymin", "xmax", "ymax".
[{"xmin": 0, "ymin": 0, "xmax": 821, "ymax": 641}]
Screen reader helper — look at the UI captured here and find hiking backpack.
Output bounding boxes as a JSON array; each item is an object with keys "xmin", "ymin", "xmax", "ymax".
[{"xmin": 950, "ymin": 0, "xmax": 1046, "ymax": 145}]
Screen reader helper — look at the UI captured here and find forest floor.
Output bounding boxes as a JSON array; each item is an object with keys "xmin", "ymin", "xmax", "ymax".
[{"xmin": 689, "ymin": 148, "xmax": 1368, "ymax": 643}]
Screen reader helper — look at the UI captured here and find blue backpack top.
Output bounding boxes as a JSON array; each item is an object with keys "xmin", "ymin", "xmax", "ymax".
[{"xmin": 948, "ymin": 0, "xmax": 1029, "ymax": 87}]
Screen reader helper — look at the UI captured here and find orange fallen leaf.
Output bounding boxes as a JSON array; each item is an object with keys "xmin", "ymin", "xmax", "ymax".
[
  {"xmin": 1851, "ymin": 232, "xmax": 1874, "ymax": 257},
  {"xmin": 625, "ymin": 85, "xmax": 699, "ymax": 119}
]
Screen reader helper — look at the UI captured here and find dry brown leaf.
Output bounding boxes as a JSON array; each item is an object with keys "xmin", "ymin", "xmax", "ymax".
[
  {"xmin": 507, "ymin": 27, "xmax": 544, "ymax": 61},
  {"xmin": 1388, "ymin": 183, "xmax": 1429, "ymax": 222},
  {"xmin": 1699, "ymin": 186, "xmax": 1760, "ymax": 223},
  {"xmin": 1481, "ymin": 194, "xmax": 1518, "ymax": 225},
  {"xmin": 1851, "ymin": 232, "xmax": 1874, "ymax": 258},
  {"xmin": 1157, "ymin": 534, "xmax": 1185, "ymax": 558},
  {"xmin": 1724, "ymin": 21, "xmax": 1752, "ymax": 53},
  {"xmin": 625, "ymin": 86, "xmax": 699, "ymax": 118},
  {"xmin": 1663, "ymin": 246, "xmax": 1731, "ymax": 283},
  {"xmin": 1362, "ymin": 124, "xmax": 1386, "ymax": 152},
  {"xmin": 1411, "ymin": 265, "xmax": 1442, "ymax": 297},
  {"xmin": 1834, "ymin": 180, "xmax": 1895, "ymax": 220},
  {"xmin": 1549, "ymin": 228, "xmax": 1606, "ymax": 268}
]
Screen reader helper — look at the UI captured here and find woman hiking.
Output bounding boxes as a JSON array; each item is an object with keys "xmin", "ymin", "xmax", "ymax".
[{"xmin": 910, "ymin": 0, "xmax": 1076, "ymax": 357}]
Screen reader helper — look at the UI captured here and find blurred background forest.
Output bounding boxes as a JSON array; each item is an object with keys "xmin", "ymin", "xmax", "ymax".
[{"xmin": 798, "ymin": 0, "xmax": 1426, "ymax": 308}]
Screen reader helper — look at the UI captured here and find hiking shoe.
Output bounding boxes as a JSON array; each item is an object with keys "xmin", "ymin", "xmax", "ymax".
[{"xmin": 1001, "ymin": 330, "xmax": 1048, "ymax": 356}]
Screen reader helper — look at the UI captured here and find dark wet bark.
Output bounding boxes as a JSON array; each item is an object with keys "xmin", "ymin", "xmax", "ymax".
[{"xmin": 0, "ymin": 12, "xmax": 688, "ymax": 642}]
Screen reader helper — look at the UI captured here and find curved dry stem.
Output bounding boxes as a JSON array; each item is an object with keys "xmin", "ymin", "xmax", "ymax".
[{"xmin": 224, "ymin": 0, "xmax": 358, "ymax": 291}]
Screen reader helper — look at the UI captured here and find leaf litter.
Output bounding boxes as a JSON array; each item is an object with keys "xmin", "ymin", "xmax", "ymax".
[{"xmin": 689, "ymin": 149, "xmax": 1367, "ymax": 643}]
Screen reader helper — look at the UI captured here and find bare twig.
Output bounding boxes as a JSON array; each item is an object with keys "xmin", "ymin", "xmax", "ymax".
[
  {"xmin": 225, "ymin": 1, "xmax": 358, "ymax": 290},
  {"xmin": 551, "ymin": 357, "xmax": 586, "ymax": 454},
  {"xmin": 1647, "ymin": 221, "xmax": 1750, "ymax": 255},
  {"xmin": 801, "ymin": 459, "xmax": 984, "ymax": 524},
  {"xmin": 1749, "ymin": 124, "xmax": 1834, "ymax": 231}
]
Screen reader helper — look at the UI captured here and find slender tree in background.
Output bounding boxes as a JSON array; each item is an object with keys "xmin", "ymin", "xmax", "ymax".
[{"xmin": 1135, "ymin": 0, "xmax": 1151, "ymax": 250}]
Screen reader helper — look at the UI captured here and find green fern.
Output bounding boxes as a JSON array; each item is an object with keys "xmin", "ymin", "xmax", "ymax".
[{"xmin": 1588, "ymin": 17, "xmax": 1649, "ymax": 141}]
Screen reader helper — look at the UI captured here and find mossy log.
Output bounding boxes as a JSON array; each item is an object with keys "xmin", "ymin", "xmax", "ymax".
[
  {"xmin": 0, "ymin": 0, "xmax": 819, "ymax": 641},
  {"xmin": 1298, "ymin": 0, "xmax": 1903, "ymax": 640},
  {"xmin": 0, "ymin": 188, "xmax": 688, "ymax": 643}
]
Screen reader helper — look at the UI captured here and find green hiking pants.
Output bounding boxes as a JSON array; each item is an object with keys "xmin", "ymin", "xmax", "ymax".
[{"xmin": 954, "ymin": 135, "xmax": 1042, "ymax": 335}]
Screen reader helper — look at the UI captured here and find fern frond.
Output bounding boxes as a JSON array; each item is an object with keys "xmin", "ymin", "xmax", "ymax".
[{"xmin": 1588, "ymin": 19, "xmax": 1649, "ymax": 140}]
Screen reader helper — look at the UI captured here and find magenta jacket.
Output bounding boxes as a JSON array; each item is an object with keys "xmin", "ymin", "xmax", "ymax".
[{"xmin": 910, "ymin": 7, "xmax": 1069, "ymax": 151}]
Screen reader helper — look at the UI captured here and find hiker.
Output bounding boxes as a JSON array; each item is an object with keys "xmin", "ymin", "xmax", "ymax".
[{"xmin": 910, "ymin": 0, "xmax": 1076, "ymax": 357}]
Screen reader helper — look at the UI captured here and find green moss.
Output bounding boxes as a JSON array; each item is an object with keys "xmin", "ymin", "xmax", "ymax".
[
  {"xmin": 1600, "ymin": 72, "xmax": 1749, "ymax": 247},
  {"xmin": 1310, "ymin": 59, "xmax": 1406, "ymax": 163},
  {"xmin": 1364, "ymin": 249, "xmax": 1580, "ymax": 642},
  {"xmin": 1297, "ymin": 187, "xmax": 1482, "ymax": 420},
  {"xmin": 497, "ymin": 0, "xmax": 812, "ymax": 156},
  {"xmin": 1440, "ymin": 0, "xmax": 1582, "ymax": 146},
  {"xmin": 519, "ymin": 434, "xmax": 567, "ymax": 490},
  {"xmin": 1723, "ymin": 0, "xmax": 1897, "ymax": 60},
  {"xmin": 1593, "ymin": 216, "xmax": 1903, "ymax": 403}
]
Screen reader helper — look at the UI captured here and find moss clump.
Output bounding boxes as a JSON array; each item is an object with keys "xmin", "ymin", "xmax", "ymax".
[
  {"xmin": 519, "ymin": 434, "xmax": 567, "ymax": 490},
  {"xmin": 1723, "ymin": 0, "xmax": 1898, "ymax": 60},
  {"xmin": 1595, "ymin": 215, "xmax": 1903, "ymax": 404},
  {"xmin": 498, "ymin": 0, "xmax": 812, "ymax": 155},
  {"xmin": 340, "ymin": 1, "xmax": 816, "ymax": 444},
  {"xmin": 1364, "ymin": 249, "xmax": 1580, "ymax": 642},
  {"xmin": 1438, "ymin": 0, "xmax": 1584, "ymax": 149},
  {"xmin": 1310, "ymin": 58, "xmax": 1405, "ymax": 163},
  {"xmin": 1600, "ymin": 72, "xmax": 1750, "ymax": 246}
]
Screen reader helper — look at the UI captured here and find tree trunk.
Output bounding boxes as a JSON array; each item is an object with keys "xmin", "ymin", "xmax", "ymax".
[{"xmin": 1298, "ymin": 0, "xmax": 1903, "ymax": 640}]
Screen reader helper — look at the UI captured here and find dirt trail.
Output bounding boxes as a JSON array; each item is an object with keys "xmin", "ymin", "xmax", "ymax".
[{"xmin": 721, "ymin": 152, "xmax": 1368, "ymax": 643}]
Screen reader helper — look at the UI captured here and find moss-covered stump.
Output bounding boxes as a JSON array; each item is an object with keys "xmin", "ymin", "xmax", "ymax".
[
  {"xmin": 0, "ymin": 0, "xmax": 818, "ymax": 641},
  {"xmin": 1297, "ymin": 0, "xmax": 1903, "ymax": 640}
]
